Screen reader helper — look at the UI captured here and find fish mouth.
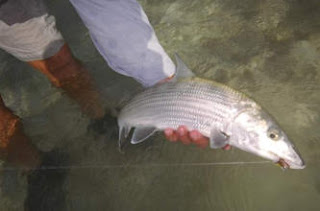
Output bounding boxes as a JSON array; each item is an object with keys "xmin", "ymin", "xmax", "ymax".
[
  {"xmin": 276, "ymin": 158, "xmax": 305, "ymax": 170},
  {"xmin": 276, "ymin": 159, "xmax": 290, "ymax": 169}
]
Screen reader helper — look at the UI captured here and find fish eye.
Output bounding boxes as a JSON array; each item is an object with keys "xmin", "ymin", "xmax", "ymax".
[
  {"xmin": 267, "ymin": 129, "xmax": 280, "ymax": 141},
  {"xmin": 269, "ymin": 133, "xmax": 277, "ymax": 139}
]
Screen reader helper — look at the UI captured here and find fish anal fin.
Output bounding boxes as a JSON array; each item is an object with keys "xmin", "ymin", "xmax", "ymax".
[{"xmin": 131, "ymin": 127, "xmax": 157, "ymax": 144}]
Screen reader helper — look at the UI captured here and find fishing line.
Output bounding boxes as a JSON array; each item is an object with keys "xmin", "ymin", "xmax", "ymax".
[{"xmin": 0, "ymin": 161, "xmax": 271, "ymax": 171}]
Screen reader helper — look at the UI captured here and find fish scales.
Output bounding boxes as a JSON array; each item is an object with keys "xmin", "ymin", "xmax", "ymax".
[
  {"xmin": 117, "ymin": 56, "xmax": 305, "ymax": 169},
  {"xmin": 118, "ymin": 78, "xmax": 245, "ymax": 137},
  {"xmin": 122, "ymin": 79, "xmax": 243, "ymax": 112}
]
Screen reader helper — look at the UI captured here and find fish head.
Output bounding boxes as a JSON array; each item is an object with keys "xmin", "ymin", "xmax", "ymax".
[{"xmin": 228, "ymin": 108, "xmax": 305, "ymax": 169}]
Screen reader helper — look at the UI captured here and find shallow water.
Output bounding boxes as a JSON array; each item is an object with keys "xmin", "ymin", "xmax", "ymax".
[{"xmin": 0, "ymin": 0, "xmax": 320, "ymax": 210}]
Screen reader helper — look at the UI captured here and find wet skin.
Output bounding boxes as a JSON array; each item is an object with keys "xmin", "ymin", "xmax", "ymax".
[{"xmin": 164, "ymin": 125, "xmax": 231, "ymax": 150}]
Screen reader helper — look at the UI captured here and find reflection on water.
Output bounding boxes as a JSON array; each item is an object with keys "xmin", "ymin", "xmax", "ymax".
[{"xmin": 0, "ymin": 0, "xmax": 320, "ymax": 210}]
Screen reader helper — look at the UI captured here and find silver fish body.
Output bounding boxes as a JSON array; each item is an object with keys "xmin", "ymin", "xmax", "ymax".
[
  {"xmin": 119, "ymin": 77, "xmax": 248, "ymax": 140},
  {"xmin": 118, "ymin": 55, "xmax": 305, "ymax": 169}
]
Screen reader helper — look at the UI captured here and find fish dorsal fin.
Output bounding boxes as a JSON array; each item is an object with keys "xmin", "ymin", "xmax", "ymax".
[
  {"xmin": 173, "ymin": 53, "xmax": 195, "ymax": 80},
  {"xmin": 210, "ymin": 128, "xmax": 229, "ymax": 149},
  {"xmin": 131, "ymin": 127, "xmax": 157, "ymax": 144}
]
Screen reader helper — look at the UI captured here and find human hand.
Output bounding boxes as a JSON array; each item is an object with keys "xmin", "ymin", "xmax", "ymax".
[
  {"xmin": 164, "ymin": 125, "xmax": 231, "ymax": 150},
  {"xmin": 164, "ymin": 126, "xmax": 208, "ymax": 148}
]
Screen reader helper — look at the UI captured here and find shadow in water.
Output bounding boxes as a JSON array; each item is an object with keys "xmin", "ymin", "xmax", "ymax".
[
  {"xmin": 24, "ymin": 149, "xmax": 69, "ymax": 211},
  {"xmin": 87, "ymin": 112, "xmax": 118, "ymax": 137}
]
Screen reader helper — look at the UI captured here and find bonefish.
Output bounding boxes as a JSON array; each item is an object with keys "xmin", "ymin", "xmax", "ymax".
[{"xmin": 118, "ymin": 55, "xmax": 305, "ymax": 170}]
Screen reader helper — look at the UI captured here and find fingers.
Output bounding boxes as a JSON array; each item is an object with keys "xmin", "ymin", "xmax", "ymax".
[
  {"xmin": 164, "ymin": 128, "xmax": 178, "ymax": 142},
  {"xmin": 165, "ymin": 126, "xmax": 209, "ymax": 148},
  {"xmin": 164, "ymin": 126, "xmax": 231, "ymax": 150},
  {"xmin": 222, "ymin": 144, "xmax": 231, "ymax": 151},
  {"xmin": 177, "ymin": 126, "xmax": 192, "ymax": 145},
  {"xmin": 157, "ymin": 75, "xmax": 174, "ymax": 84},
  {"xmin": 189, "ymin": 130, "xmax": 209, "ymax": 148}
]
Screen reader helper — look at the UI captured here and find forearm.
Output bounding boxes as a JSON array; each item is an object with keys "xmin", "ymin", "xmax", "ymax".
[{"xmin": 69, "ymin": 0, "xmax": 175, "ymax": 87}]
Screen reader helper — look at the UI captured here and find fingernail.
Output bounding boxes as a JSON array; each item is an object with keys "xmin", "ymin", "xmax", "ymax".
[{"xmin": 177, "ymin": 126, "xmax": 187, "ymax": 136}]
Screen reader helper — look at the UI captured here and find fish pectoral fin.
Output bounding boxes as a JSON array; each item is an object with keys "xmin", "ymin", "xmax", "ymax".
[
  {"xmin": 173, "ymin": 53, "xmax": 195, "ymax": 80},
  {"xmin": 209, "ymin": 128, "xmax": 229, "ymax": 149},
  {"xmin": 131, "ymin": 127, "xmax": 157, "ymax": 144}
]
